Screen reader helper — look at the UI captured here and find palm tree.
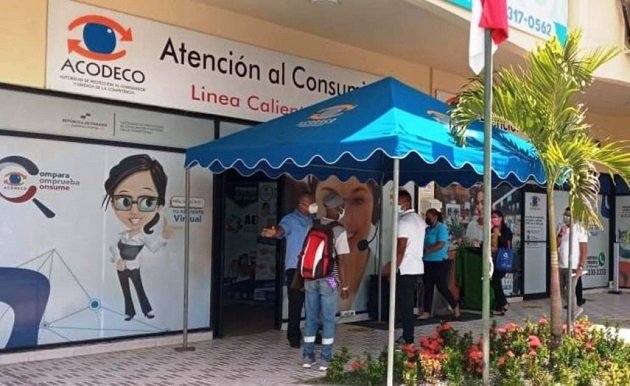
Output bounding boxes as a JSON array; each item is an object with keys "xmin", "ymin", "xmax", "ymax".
[{"xmin": 449, "ymin": 30, "xmax": 630, "ymax": 343}]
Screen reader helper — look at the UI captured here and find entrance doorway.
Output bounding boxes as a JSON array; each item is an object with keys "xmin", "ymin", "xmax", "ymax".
[{"xmin": 215, "ymin": 172, "xmax": 281, "ymax": 337}]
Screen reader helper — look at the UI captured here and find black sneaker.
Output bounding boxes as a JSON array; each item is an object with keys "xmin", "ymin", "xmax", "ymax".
[{"xmin": 396, "ymin": 336, "xmax": 413, "ymax": 345}]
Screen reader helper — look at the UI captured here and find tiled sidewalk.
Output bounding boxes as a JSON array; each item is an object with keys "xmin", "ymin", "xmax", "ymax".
[{"xmin": 1, "ymin": 291, "xmax": 628, "ymax": 385}]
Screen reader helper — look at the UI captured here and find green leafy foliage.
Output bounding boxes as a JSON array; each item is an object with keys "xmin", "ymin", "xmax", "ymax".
[
  {"xmin": 325, "ymin": 319, "xmax": 630, "ymax": 385},
  {"xmin": 449, "ymin": 30, "xmax": 630, "ymax": 342}
]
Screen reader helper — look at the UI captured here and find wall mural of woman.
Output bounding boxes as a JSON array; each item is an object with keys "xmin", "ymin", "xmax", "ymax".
[{"xmin": 103, "ymin": 154, "xmax": 176, "ymax": 321}]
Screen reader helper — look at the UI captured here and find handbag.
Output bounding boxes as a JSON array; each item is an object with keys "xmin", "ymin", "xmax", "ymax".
[{"xmin": 495, "ymin": 247, "xmax": 514, "ymax": 272}]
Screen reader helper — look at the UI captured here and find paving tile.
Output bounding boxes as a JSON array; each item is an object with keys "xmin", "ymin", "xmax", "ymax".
[{"xmin": 0, "ymin": 292, "xmax": 629, "ymax": 385}]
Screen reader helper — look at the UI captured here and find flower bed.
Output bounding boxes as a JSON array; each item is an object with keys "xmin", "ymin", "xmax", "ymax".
[{"xmin": 325, "ymin": 318, "xmax": 630, "ymax": 385}]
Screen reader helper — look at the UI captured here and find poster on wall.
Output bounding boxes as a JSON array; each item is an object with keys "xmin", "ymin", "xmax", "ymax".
[
  {"xmin": 554, "ymin": 191, "xmax": 610, "ymax": 288},
  {"xmin": 0, "ymin": 136, "xmax": 212, "ymax": 350},
  {"xmin": 434, "ymin": 182, "xmax": 523, "ymax": 296},
  {"xmin": 222, "ymin": 181, "xmax": 278, "ymax": 303},
  {"xmin": 46, "ymin": 0, "xmax": 379, "ymax": 122},
  {"xmin": 523, "ymin": 192, "xmax": 547, "ymax": 295},
  {"xmin": 616, "ymin": 196, "xmax": 630, "ymax": 287},
  {"xmin": 223, "ymin": 181, "xmax": 260, "ymax": 302},
  {"xmin": 280, "ymin": 176, "xmax": 380, "ymax": 318}
]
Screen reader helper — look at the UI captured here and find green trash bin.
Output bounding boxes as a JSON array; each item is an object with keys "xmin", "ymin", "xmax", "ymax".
[{"xmin": 456, "ymin": 247, "xmax": 494, "ymax": 311}]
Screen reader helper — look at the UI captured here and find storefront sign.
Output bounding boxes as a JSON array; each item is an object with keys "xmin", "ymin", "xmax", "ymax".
[
  {"xmin": 446, "ymin": 0, "xmax": 568, "ymax": 43},
  {"xmin": 0, "ymin": 88, "xmax": 213, "ymax": 149},
  {"xmin": 46, "ymin": 0, "xmax": 379, "ymax": 122}
]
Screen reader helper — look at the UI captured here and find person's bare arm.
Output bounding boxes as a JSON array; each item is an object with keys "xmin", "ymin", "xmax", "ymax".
[
  {"xmin": 384, "ymin": 238, "xmax": 407, "ymax": 276},
  {"xmin": 424, "ymin": 241, "xmax": 444, "ymax": 255},
  {"xmin": 338, "ymin": 253, "xmax": 350, "ymax": 299},
  {"xmin": 577, "ymin": 241, "xmax": 588, "ymax": 276},
  {"xmin": 260, "ymin": 225, "xmax": 285, "ymax": 238}
]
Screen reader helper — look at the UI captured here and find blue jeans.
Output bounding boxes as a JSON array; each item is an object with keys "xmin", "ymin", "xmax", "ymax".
[{"xmin": 303, "ymin": 278, "xmax": 337, "ymax": 362}]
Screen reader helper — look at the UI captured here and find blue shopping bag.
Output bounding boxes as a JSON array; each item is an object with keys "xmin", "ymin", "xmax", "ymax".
[{"xmin": 495, "ymin": 248, "xmax": 514, "ymax": 272}]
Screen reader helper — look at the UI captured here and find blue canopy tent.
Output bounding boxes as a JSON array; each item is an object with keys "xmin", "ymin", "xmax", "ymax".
[
  {"xmin": 182, "ymin": 77, "xmax": 545, "ymax": 366},
  {"xmin": 186, "ymin": 78, "xmax": 545, "ymax": 187}
]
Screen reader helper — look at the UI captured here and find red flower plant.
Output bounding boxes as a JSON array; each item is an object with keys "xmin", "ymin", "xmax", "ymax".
[
  {"xmin": 438, "ymin": 321, "xmax": 453, "ymax": 332},
  {"xmin": 528, "ymin": 335, "xmax": 542, "ymax": 350}
]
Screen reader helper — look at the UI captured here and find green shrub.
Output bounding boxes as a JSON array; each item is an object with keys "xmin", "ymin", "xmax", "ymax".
[{"xmin": 325, "ymin": 318, "xmax": 630, "ymax": 385}]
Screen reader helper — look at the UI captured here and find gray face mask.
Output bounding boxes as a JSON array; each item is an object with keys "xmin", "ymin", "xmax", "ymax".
[{"xmin": 337, "ymin": 208, "xmax": 345, "ymax": 221}]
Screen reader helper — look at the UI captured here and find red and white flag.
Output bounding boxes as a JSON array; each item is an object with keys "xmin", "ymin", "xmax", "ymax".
[{"xmin": 468, "ymin": 0, "xmax": 509, "ymax": 74}]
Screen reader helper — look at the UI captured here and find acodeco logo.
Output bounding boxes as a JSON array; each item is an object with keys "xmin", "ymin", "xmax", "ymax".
[
  {"xmin": 67, "ymin": 15, "xmax": 133, "ymax": 61},
  {"xmin": 297, "ymin": 104, "xmax": 357, "ymax": 127},
  {"xmin": 0, "ymin": 156, "xmax": 55, "ymax": 218}
]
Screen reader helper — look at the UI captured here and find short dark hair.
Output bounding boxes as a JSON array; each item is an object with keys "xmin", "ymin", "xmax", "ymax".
[
  {"xmin": 103, "ymin": 154, "xmax": 167, "ymax": 235},
  {"xmin": 426, "ymin": 208, "xmax": 443, "ymax": 223},
  {"xmin": 398, "ymin": 189, "xmax": 412, "ymax": 203}
]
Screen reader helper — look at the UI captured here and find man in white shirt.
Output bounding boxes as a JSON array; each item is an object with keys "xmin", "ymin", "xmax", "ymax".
[
  {"xmin": 383, "ymin": 189, "xmax": 426, "ymax": 344},
  {"xmin": 465, "ymin": 203, "xmax": 484, "ymax": 247},
  {"xmin": 557, "ymin": 207, "xmax": 588, "ymax": 319}
]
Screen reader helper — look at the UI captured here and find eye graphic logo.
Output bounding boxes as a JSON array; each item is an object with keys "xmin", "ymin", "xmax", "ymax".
[
  {"xmin": 67, "ymin": 15, "xmax": 133, "ymax": 61},
  {"xmin": 297, "ymin": 104, "xmax": 357, "ymax": 128},
  {"xmin": 0, "ymin": 156, "xmax": 55, "ymax": 218},
  {"xmin": 308, "ymin": 104, "xmax": 357, "ymax": 120}
]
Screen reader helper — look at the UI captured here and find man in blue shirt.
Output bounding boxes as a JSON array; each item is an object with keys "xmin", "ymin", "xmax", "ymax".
[{"xmin": 261, "ymin": 192, "xmax": 317, "ymax": 348}]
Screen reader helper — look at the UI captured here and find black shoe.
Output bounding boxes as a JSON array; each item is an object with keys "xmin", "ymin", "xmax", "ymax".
[
  {"xmin": 289, "ymin": 340, "xmax": 301, "ymax": 348},
  {"xmin": 144, "ymin": 312, "xmax": 155, "ymax": 319},
  {"xmin": 124, "ymin": 314, "xmax": 134, "ymax": 321},
  {"xmin": 395, "ymin": 336, "xmax": 412, "ymax": 345},
  {"xmin": 577, "ymin": 299, "xmax": 586, "ymax": 306}
]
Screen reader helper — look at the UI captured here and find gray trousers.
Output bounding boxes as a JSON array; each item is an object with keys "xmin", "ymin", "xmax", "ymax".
[{"xmin": 559, "ymin": 268, "xmax": 578, "ymax": 315}]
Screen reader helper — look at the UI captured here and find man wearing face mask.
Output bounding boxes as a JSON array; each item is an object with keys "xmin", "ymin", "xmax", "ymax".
[
  {"xmin": 557, "ymin": 207, "xmax": 588, "ymax": 319},
  {"xmin": 261, "ymin": 192, "xmax": 317, "ymax": 348},
  {"xmin": 382, "ymin": 189, "xmax": 425, "ymax": 344},
  {"xmin": 302, "ymin": 192, "xmax": 350, "ymax": 371},
  {"xmin": 465, "ymin": 203, "xmax": 484, "ymax": 247}
]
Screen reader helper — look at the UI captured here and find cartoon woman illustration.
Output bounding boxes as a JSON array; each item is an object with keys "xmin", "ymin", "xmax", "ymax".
[{"xmin": 103, "ymin": 154, "xmax": 174, "ymax": 321}]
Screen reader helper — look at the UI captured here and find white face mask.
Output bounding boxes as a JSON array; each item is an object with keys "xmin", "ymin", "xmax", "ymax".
[
  {"xmin": 337, "ymin": 207, "xmax": 345, "ymax": 221},
  {"xmin": 398, "ymin": 205, "xmax": 405, "ymax": 214},
  {"xmin": 308, "ymin": 203, "xmax": 318, "ymax": 215}
]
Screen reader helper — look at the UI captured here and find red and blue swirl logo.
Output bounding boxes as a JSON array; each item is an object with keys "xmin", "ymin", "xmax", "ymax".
[{"xmin": 67, "ymin": 15, "xmax": 133, "ymax": 61}]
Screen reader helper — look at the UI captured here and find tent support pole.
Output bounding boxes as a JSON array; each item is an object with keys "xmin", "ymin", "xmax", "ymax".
[
  {"xmin": 386, "ymin": 159, "xmax": 400, "ymax": 386},
  {"xmin": 481, "ymin": 28, "xmax": 493, "ymax": 385},
  {"xmin": 175, "ymin": 167, "xmax": 195, "ymax": 352},
  {"xmin": 377, "ymin": 172, "xmax": 385, "ymax": 323}
]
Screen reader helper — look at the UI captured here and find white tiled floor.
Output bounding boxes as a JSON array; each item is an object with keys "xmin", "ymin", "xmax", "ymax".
[{"xmin": 1, "ymin": 292, "xmax": 628, "ymax": 385}]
